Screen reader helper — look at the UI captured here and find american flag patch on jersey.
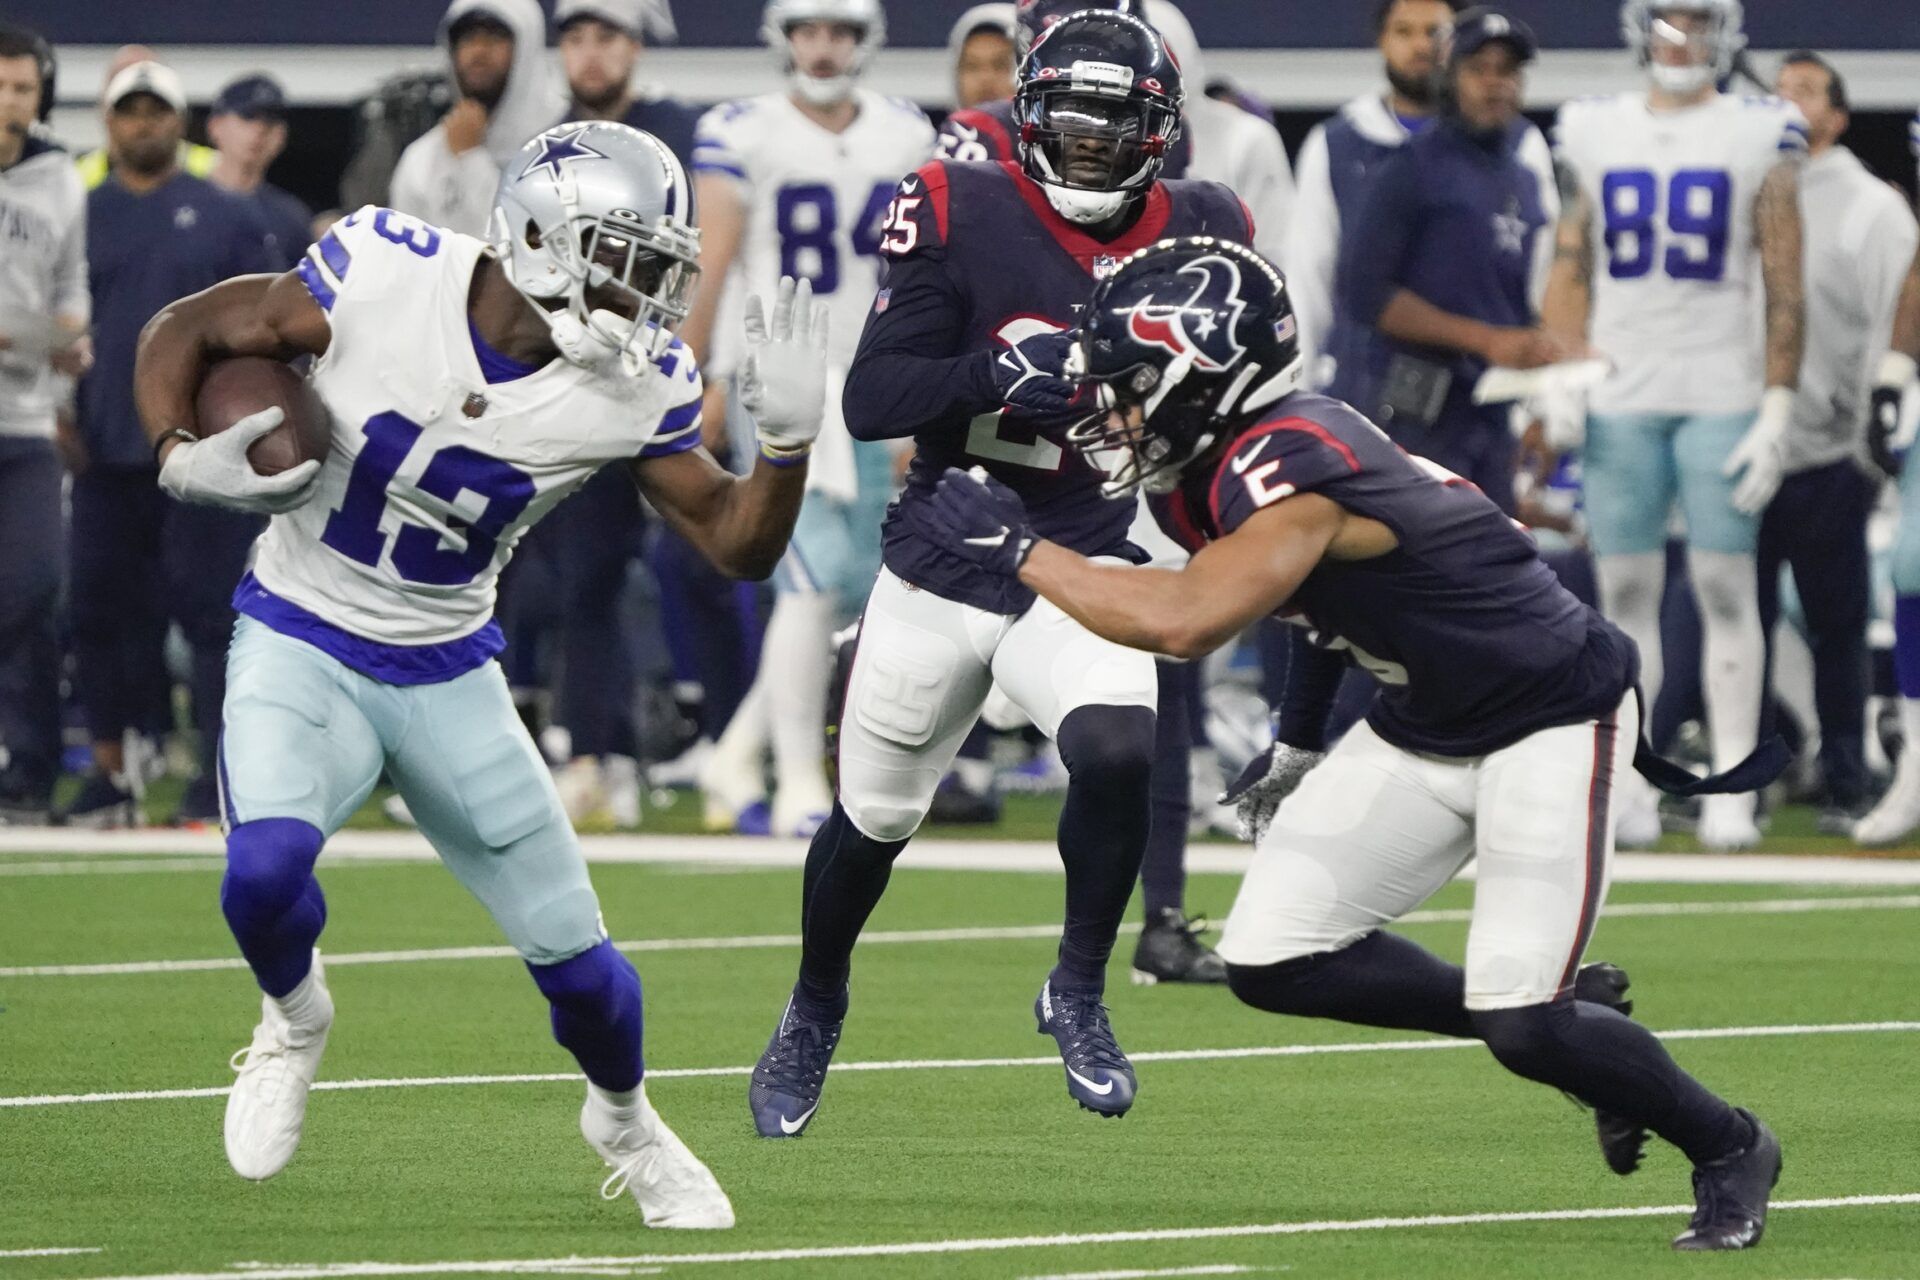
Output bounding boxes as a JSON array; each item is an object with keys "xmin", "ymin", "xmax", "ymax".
[{"xmin": 874, "ymin": 288, "xmax": 891, "ymax": 313}]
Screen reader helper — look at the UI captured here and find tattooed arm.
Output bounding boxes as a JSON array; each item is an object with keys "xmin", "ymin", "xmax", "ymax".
[
  {"xmin": 1755, "ymin": 156, "xmax": 1806, "ymax": 391},
  {"xmin": 1540, "ymin": 159, "xmax": 1594, "ymax": 344}
]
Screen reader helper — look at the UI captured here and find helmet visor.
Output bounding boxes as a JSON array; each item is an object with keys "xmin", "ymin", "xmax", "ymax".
[{"xmin": 1020, "ymin": 86, "xmax": 1170, "ymax": 192}]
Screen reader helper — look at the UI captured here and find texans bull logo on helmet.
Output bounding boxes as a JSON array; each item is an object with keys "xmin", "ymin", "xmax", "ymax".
[{"xmin": 1119, "ymin": 254, "xmax": 1252, "ymax": 374}]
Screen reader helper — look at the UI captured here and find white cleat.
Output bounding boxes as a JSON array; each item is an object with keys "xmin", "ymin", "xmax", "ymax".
[
  {"xmin": 1614, "ymin": 774, "xmax": 1664, "ymax": 848},
  {"xmin": 555, "ymin": 757, "xmax": 613, "ymax": 827},
  {"xmin": 604, "ymin": 755, "xmax": 643, "ymax": 828},
  {"xmin": 1854, "ymin": 754, "xmax": 1920, "ymax": 846},
  {"xmin": 583, "ymin": 1088, "xmax": 735, "ymax": 1230},
  {"xmin": 1697, "ymin": 793, "xmax": 1761, "ymax": 851},
  {"xmin": 225, "ymin": 953, "xmax": 334, "ymax": 1181}
]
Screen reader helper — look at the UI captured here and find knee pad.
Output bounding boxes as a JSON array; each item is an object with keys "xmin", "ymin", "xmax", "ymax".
[
  {"xmin": 221, "ymin": 818, "xmax": 325, "ymax": 927},
  {"xmin": 1470, "ymin": 1000, "xmax": 1575, "ymax": 1081},
  {"xmin": 1057, "ymin": 704, "xmax": 1155, "ymax": 787},
  {"xmin": 528, "ymin": 938, "xmax": 640, "ymax": 1016}
]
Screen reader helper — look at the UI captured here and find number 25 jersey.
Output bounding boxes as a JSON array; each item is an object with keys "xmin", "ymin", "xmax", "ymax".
[
  {"xmin": 1555, "ymin": 92, "xmax": 1806, "ymax": 416},
  {"xmin": 243, "ymin": 206, "xmax": 703, "ymax": 681}
]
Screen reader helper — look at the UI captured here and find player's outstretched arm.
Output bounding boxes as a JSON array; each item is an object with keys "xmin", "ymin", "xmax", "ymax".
[
  {"xmin": 1019, "ymin": 498, "xmax": 1346, "ymax": 659},
  {"xmin": 1755, "ymin": 157, "xmax": 1807, "ymax": 392},
  {"xmin": 135, "ymin": 269, "xmax": 330, "ymax": 462},
  {"xmin": 631, "ymin": 278, "xmax": 826, "ymax": 581}
]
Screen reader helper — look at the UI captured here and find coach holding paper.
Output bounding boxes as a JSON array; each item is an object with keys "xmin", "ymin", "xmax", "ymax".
[{"xmin": 1331, "ymin": 6, "xmax": 1565, "ymax": 513}]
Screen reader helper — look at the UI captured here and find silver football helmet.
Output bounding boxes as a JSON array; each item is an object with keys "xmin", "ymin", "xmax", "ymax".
[
  {"xmin": 761, "ymin": 0, "xmax": 886, "ymax": 106},
  {"xmin": 490, "ymin": 120, "xmax": 700, "ymax": 366},
  {"xmin": 1621, "ymin": 0, "xmax": 1745, "ymax": 95}
]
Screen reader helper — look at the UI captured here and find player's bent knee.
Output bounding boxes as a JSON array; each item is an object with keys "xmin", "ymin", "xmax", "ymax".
[
  {"xmin": 511, "ymin": 884, "xmax": 607, "ymax": 967},
  {"xmin": 841, "ymin": 800, "xmax": 923, "ymax": 843},
  {"xmin": 1056, "ymin": 704, "xmax": 1155, "ymax": 788},
  {"xmin": 1225, "ymin": 950, "xmax": 1347, "ymax": 1017},
  {"xmin": 1470, "ymin": 1000, "xmax": 1575, "ymax": 1082},
  {"xmin": 221, "ymin": 818, "xmax": 325, "ymax": 927}
]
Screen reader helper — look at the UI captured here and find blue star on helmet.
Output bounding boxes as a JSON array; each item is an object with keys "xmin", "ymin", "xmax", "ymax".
[{"xmin": 521, "ymin": 127, "xmax": 608, "ymax": 180}]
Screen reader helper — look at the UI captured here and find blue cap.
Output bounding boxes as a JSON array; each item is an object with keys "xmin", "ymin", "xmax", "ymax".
[
  {"xmin": 1448, "ymin": 7, "xmax": 1538, "ymax": 65},
  {"xmin": 211, "ymin": 73, "xmax": 287, "ymax": 120}
]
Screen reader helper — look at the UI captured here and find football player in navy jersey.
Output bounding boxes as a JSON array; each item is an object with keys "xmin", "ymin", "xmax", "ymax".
[
  {"xmin": 922, "ymin": 237, "xmax": 1785, "ymax": 1252},
  {"xmin": 746, "ymin": 11, "xmax": 1253, "ymax": 1139},
  {"xmin": 938, "ymin": 0, "xmax": 1194, "ymax": 181}
]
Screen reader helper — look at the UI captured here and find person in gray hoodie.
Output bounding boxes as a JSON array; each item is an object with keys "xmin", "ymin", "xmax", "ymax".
[
  {"xmin": 0, "ymin": 21, "xmax": 88, "ymax": 823},
  {"xmin": 389, "ymin": 0, "xmax": 565, "ymax": 237}
]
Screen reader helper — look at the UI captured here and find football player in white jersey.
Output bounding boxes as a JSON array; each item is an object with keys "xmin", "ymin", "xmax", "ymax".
[
  {"xmin": 1542, "ymin": 0, "xmax": 1806, "ymax": 849},
  {"xmin": 681, "ymin": 0, "xmax": 933, "ymax": 838},
  {"xmin": 132, "ymin": 122, "xmax": 830, "ymax": 1226}
]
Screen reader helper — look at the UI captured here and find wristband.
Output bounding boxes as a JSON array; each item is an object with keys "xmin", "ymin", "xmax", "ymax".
[
  {"xmin": 1878, "ymin": 351, "xmax": 1919, "ymax": 391},
  {"xmin": 153, "ymin": 427, "xmax": 198, "ymax": 464},
  {"xmin": 758, "ymin": 439, "xmax": 811, "ymax": 468}
]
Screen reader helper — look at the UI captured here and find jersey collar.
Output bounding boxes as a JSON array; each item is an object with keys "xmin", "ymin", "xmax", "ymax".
[{"xmin": 999, "ymin": 161, "xmax": 1171, "ymax": 277}]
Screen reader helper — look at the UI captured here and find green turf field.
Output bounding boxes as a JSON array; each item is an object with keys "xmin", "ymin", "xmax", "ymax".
[{"xmin": 3, "ymin": 850, "xmax": 1918, "ymax": 1279}]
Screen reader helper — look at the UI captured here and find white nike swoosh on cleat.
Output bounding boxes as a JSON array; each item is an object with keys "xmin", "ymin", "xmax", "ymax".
[
  {"xmin": 1065, "ymin": 1067, "xmax": 1114, "ymax": 1096},
  {"xmin": 779, "ymin": 1104, "xmax": 819, "ymax": 1134}
]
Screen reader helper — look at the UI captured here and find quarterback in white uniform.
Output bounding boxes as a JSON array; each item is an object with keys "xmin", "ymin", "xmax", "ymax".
[
  {"xmin": 1543, "ymin": 0, "xmax": 1806, "ymax": 849},
  {"xmin": 682, "ymin": 0, "xmax": 933, "ymax": 838},
  {"xmin": 134, "ymin": 122, "xmax": 830, "ymax": 1226}
]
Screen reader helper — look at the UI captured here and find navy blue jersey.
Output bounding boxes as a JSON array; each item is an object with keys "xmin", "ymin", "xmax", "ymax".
[
  {"xmin": 846, "ymin": 158, "xmax": 1251, "ymax": 613},
  {"xmin": 1160, "ymin": 391, "xmax": 1636, "ymax": 756},
  {"xmin": 81, "ymin": 172, "xmax": 274, "ymax": 469},
  {"xmin": 1329, "ymin": 118, "xmax": 1549, "ymax": 431},
  {"xmin": 936, "ymin": 98, "xmax": 1191, "ymax": 177}
]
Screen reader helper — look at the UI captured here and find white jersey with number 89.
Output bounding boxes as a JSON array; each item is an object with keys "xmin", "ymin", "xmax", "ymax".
[{"xmin": 1555, "ymin": 92, "xmax": 1807, "ymax": 416}]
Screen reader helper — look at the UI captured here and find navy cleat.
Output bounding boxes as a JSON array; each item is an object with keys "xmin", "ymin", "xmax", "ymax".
[
  {"xmin": 1573, "ymin": 962, "xmax": 1649, "ymax": 1176},
  {"xmin": 748, "ymin": 991, "xmax": 844, "ymax": 1138},
  {"xmin": 1672, "ymin": 1110, "xmax": 1782, "ymax": 1251},
  {"xmin": 1035, "ymin": 980, "xmax": 1136, "ymax": 1117}
]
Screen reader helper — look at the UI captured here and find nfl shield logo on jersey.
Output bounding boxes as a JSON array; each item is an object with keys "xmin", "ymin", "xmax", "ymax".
[{"xmin": 1093, "ymin": 254, "xmax": 1119, "ymax": 280}]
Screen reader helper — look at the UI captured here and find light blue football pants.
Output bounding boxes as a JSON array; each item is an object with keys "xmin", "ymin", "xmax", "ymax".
[
  {"xmin": 218, "ymin": 616, "xmax": 603, "ymax": 965},
  {"xmin": 1582, "ymin": 410, "xmax": 1760, "ymax": 557}
]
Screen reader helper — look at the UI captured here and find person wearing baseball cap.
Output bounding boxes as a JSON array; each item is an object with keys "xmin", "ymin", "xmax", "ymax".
[
  {"xmin": 1331, "ymin": 5, "xmax": 1574, "ymax": 518},
  {"xmin": 207, "ymin": 74, "xmax": 312, "ymax": 269},
  {"xmin": 65, "ymin": 55, "xmax": 276, "ymax": 827},
  {"xmin": 553, "ymin": 0, "xmax": 694, "ymax": 165},
  {"xmin": 77, "ymin": 49, "xmax": 215, "ymax": 190}
]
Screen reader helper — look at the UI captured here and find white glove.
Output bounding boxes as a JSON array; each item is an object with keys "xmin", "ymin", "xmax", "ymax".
[
  {"xmin": 157, "ymin": 407, "xmax": 320, "ymax": 515},
  {"xmin": 740, "ymin": 275, "xmax": 830, "ymax": 456},
  {"xmin": 1219, "ymin": 741, "xmax": 1326, "ymax": 845},
  {"xmin": 1536, "ymin": 379, "xmax": 1588, "ymax": 454},
  {"xmin": 1722, "ymin": 386, "xmax": 1794, "ymax": 515}
]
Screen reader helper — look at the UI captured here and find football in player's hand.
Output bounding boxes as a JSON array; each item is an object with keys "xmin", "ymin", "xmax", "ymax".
[{"xmin": 195, "ymin": 357, "xmax": 330, "ymax": 476}]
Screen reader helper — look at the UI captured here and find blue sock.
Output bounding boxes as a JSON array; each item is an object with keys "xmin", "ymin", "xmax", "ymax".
[
  {"xmin": 221, "ymin": 818, "xmax": 327, "ymax": 998},
  {"xmin": 528, "ymin": 940, "xmax": 644, "ymax": 1092},
  {"xmin": 1895, "ymin": 597, "xmax": 1920, "ymax": 698}
]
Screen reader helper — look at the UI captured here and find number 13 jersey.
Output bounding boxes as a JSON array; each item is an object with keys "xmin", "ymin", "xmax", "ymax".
[
  {"xmin": 1554, "ymin": 92, "xmax": 1806, "ymax": 415},
  {"xmin": 242, "ymin": 206, "xmax": 703, "ymax": 682}
]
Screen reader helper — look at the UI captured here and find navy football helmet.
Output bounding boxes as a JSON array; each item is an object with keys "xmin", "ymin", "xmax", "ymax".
[
  {"xmin": 1013, "ymin": 10, "xmax": 1182, "ymax": 225},
  {"xmin": 1067, "ymin": 236, "xmax": 1304, "ymax": 495},
  {"xmin": 1014, "ymin": 0, "xmax": 1142, "ymax": 60}
]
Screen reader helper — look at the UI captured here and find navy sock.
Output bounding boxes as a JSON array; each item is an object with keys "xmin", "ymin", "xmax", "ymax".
[
  {"xmin": 795, "ymin": 803, "xmax": 907, "ymax": 1014},
  {"xmin": 1473, "ymin": 999, "xmax": 1749, "ymax": 1165},
  {"xmin": 1051, "ymin": 704, "xmax": 1155, "ymax": 991},
  {"xmin": 221, "ymin": 817, "xmax": 327, "ymax": 998},
  {"xmin": 528, "ymin": 939, "xmax": 644, "ymax": 1092},
  {"xmin": 1140, "ymin": 663, "xmax": 1192, "ymax": 919}
]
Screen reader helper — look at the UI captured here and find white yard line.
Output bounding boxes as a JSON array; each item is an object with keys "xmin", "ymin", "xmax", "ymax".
[
  {"xmin": 50, "ymin": 1194, "xmax": 1920, "ymax": 1279},
  {"xmin": 6, "ymin": 894, "xmax": 1918, "ymax": 980},
  {"xmin": 4, "ymin": 831, "xmax": 1920, "ymax": 884},
  {"xmin": 5, "ymin": 1020, "xmax": 1915, "ymax": 1110},
  {"xmin": 0, "ymin": 1246, "xmax": 104, "ymax": 1258},
  {"xmin": 1021, "ymin": 1267, "xmax": 1262, "ymax": 1280}
]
